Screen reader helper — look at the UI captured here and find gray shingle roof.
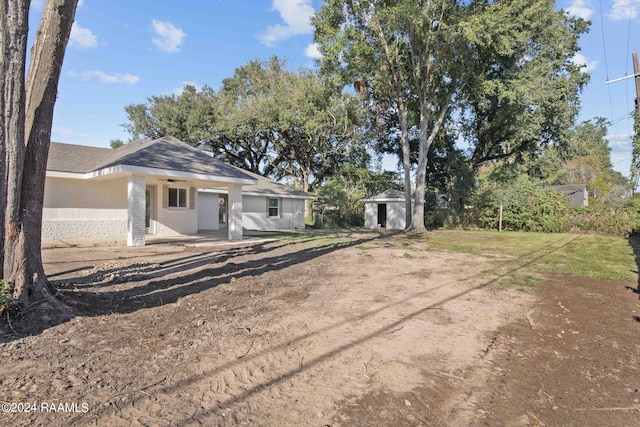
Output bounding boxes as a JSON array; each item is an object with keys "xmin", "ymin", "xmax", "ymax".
[
  {"xmin": 231, "ymin": 168, "xmax": 316, "ymax": 199},
  {"xmin": 48, "ymin": 136, "xmax": 254, "ymax": 181}
]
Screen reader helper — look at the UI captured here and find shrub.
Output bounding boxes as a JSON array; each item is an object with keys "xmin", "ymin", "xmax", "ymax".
[{"xmin": 0, "ymin": 280, "xmax": 19, "ymax": 315}]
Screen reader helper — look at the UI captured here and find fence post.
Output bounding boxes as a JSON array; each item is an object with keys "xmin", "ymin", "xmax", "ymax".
[{"xmin": 499, "ymin": 205, "xmax": 503, "ymax": 232}]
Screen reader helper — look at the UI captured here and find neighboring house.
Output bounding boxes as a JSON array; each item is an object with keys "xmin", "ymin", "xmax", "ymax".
[
  {"xmin": 197, "ymin": 168, "xmax": 315, "ymax": 231},
  {"xmin": 541, "ymin": 184, "xmax": 588, "ymax": 207},
  {"xmin": 361, "ymin": 189, "xmax": 410, "ymax": 230},
  {"xmin": 44, "ymin": 136, "xmax": 314, "ymax": 246}
]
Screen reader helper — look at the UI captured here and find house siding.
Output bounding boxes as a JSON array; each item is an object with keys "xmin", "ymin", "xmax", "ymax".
[
  {"xmin": 156, "ymin": 185, "xmax": 198, "ymax": 235},
  {"xmin": 241, "ymin": 195, "xmax": 305, "ymax": 230},
  {"xmin": 43, "ymin": 177, "xmax": 129, "ymax": 240}
]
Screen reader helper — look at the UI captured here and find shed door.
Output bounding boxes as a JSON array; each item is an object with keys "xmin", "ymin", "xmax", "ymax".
[{"xmin": 377, "ymin": 203, "xmax": 387, "ymax": 228}]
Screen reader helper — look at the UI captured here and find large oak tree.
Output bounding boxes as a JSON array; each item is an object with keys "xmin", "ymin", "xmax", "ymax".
[
  {"xmin": 313, "ymin": 0, "xmax": 588, "ymax": 231},
  {"xmin": 1, "ymin": 0, "xmax": 78, "ymax": 316}
]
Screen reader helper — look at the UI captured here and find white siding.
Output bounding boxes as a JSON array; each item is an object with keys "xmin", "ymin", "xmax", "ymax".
[
  {"xmin": 235, "ymin": 195, "xmax": 306, "ymax": 230},
  {"xmin": 43, "ymin": 177, "xmax": 128, "ymax": 239},
  {"xmin": 386, "ymin": 201, "xmax": 406, "ymax": 230},
  {"xmin": 156, "ymin": 185, "xmax": 198, "ymax": 236},
  {"xmin": 197, "ymin": 192, "xmax": 219, "ymax": 230},
  {"xmin": 363, "ymin": 201, "xmax": 406, "ymax": 230},
  {"xmin": 364, "ymin": 203, "xmax": 378, "ymax": 229}
]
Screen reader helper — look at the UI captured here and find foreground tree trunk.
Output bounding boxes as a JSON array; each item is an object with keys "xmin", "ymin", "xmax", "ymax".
[
  {"xmin": 2, "ymin": 0, "xmax": 78, "ymax": 315},
  {"xmin": 1, "ymin": 0, "xmax": 30, "ymax": 281}
]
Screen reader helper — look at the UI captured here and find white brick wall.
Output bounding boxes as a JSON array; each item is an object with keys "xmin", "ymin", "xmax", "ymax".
[
  {"xmin": 127, "ymin": 176, "xmax": 146, "ymax": 246},
  {"xmin": 42, "ymin": 219, "xmax": 128, "ymax": 240}
]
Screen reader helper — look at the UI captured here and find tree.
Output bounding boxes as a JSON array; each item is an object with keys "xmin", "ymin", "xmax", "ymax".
[
  {"xmin": 461, "ymin": 0, "xmax": 588, "ymax": 172},
  {"xmin": 1, "ymin": 0, "xmax": 79, "ymax": 314},
  {"xmin": 123, "ymin": 57, "xmax": 368, "ymax": 192},
  {"xmin": 315, "ymin": 0, "xmax": 589, "ymax": 232}
]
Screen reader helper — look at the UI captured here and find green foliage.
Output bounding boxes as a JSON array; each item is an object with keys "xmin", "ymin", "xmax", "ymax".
[
  {"xmin": 566, "ymin": 197, "xmax": 640, "ymax": 236},
  {"xmin": 473, "ymin": 177, "xmax": 571, "ymax": 233},
  {"xmin": 461, "ymin": 0, "xmax": 589, "ymax": 169},
  {"xmin": 0, "ymin": 280, "xmax": 19, "ymax": 315},
  {"xmin": 470, "ymin": 175, "xmax": 639, "ymax": 236},
  {"xmin": 314, "ymin": 165, "xmax": 402, "ymax": 228},
  {"xmin": 122, "ymin": 58, "xmax": 369, "ymax": 192}
]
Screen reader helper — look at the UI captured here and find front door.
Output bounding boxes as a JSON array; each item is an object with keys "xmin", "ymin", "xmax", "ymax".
[{"xmin": 377, "ymin": 203, "xmax": 387, "ymax": 228}]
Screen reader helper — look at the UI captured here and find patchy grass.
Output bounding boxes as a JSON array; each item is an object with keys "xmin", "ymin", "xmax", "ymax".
[
  {"xmin": 252, "ymin": 230, "xmax": 640, "ymax": 288},
  {"xmin": 423, "ymin": 230, "xmax": 637, "ymax": 282},
  {"xmin": 252, "ymin": 229, "xmax": 637, "ymax": 283}
]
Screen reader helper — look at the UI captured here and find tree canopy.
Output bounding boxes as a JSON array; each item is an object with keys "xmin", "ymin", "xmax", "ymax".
[
  {"xmin": 313, "ymin": 0, "xmax": 590, "ymax": 231},
  {"xmin": 122, "ymin": 57, "xmax": 368, "ymax": 193}
]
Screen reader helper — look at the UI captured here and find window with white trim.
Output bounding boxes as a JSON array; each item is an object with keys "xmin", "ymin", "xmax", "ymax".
[
  {"xmin": 168, "ymin": 188, "xmax": 188, "ymax": 208},
  {"xmin": 268, "ymin": 198, "xmax": 279, "ymax": 217}
]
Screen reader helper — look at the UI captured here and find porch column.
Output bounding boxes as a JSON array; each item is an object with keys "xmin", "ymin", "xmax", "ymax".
[
  {"xmin": 228, "ymin": 184, "xmax": 243, "ymax": 240},
  {"xmin": 127, "ymin": 175, "xmax": 146, "ymax": 246}
]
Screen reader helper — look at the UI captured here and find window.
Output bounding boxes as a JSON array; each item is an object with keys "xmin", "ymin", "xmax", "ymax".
[
  {"xmin": 268, "ymin": 198, "xmax": 279, "ymax": 217},
  {"xmin": 168, "ymin": 188, "xmax": 187, "ymax": 208}
]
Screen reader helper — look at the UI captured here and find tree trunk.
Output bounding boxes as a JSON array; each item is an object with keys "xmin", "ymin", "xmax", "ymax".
[
  {"xmin": 410, "ymin": 97, "xmax": 451, "ymax": 233},
  {"xmin": 397, "ymin": 99, "xmax": 412, "ymax": 230},
  {"xmin": 3, "ymin": 0, "xmax": 78, "ymax": 315},
  {"xmin": 0, "ymin": 3, "xmax": 6, "ymax": 279},
  {"xmin": 1, "ymin": 0, "xmax": 30, "ymax": 281}
]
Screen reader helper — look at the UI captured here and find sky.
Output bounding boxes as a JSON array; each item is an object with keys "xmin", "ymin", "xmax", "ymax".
[{"xmin": 28, "ymin": 0, "xmax": 640, "ymax": 177}]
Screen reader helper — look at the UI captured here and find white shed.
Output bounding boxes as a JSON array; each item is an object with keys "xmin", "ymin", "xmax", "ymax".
[{"xmin": 361, "ymin": 189, "xmax": 410, "ymax": 230}]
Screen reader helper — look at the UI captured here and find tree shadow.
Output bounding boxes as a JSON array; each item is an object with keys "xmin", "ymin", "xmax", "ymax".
[
  {"xmin": 2, "ymin": 231, "xmax": 388, "ymax": 339},
  {"xmin": 78, "ymin": 231, "xmax": 581, "ymax": 424},
  {"xmin": 627, "ymin": 235, "xmax": 640, "ymax": 292}
]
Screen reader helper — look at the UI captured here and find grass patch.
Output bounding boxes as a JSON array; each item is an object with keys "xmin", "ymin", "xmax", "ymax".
[
  {"xmin": 424, "ymin": 230, "xmax": 637, "ymax": 282},
  {"xmin": 498, "ymin": 274, "xmax": 544, "ymax": 293},
  {"xmin": 252, "ymin": 228, "xmax": 638, "ymax": 284}
]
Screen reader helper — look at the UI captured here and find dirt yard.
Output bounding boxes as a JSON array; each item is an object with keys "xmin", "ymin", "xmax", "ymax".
[{"xmin": 0, "ymin": 230, "xmax": 639, "ymax": 426}]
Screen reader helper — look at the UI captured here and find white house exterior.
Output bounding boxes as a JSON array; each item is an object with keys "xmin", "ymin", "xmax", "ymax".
[
  {"xmin": 44, "ymin": 137, "xmax": 258, "ymax": 246},
  {"xmin": 197, "ymin": 169, "xmax": 313, "ymax": 231},
  {"xmin": 361, "ymin": 189, "xmax": 410, "ymax": 230}
]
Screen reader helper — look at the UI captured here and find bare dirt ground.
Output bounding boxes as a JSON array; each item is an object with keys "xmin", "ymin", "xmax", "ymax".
[{"xmin": 0, "ymin": 230, "xmax": 639, "ymax": 426}]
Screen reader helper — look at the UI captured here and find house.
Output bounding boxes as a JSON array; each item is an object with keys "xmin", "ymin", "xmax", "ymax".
[
  {"xmin": 361, "ymin": 189, "xmax": 410, "ymax": 230},
  {"xmin": 197, "ymin": 168, "xmax": 315, "ymax": 231},
  {"xmin": 541, "ymin": 184, "xmax": 588, "ymax": 207},
  {"xmin": 44, "ymin": 136, "xmax": 314, "ymax": 246}
]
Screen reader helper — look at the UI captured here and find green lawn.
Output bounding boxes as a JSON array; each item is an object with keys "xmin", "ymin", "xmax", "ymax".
[{"xmin": 265, "ymin": 229, "xmax": 638, "ymax": 284}]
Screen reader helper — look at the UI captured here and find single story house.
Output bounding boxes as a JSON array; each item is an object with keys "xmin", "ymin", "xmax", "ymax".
[
  {"xmin": 361, "ymin": 189, "xmax": 411, "ymax": 230},
  {"xmin": 44, "ymin": 136, "xmax": 315, "ymax": 246},
  {"xmin": 541, "ymin": 184, "xmax": 588, "ymax": 207},
  {"xmin": 197, "ymin": 168, "xmax": 315, "ymax": 231}
]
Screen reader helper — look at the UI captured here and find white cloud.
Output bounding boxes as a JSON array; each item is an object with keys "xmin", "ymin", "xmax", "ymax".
[
  {"xmin": 304, "ymin": 42, "xmax": 322, "ymax": 59},
  {"xmin": 72, "ymin": 70, "xmax": 139, "ymax": 84},
  {"xmin": 152, "ymin": 19, "xmax": 186, "ymax": 53},
  {"xmin": 260, "ymin": 0, "xmax": 315, "ymax": 47},
  {"xmin": 171, "ymin": 81, "xmax": 201, "ymax": 96},
  {"xmin": 609, "ymin": 0, "xmax": 640, "ymax": 21},
  {"xmin": 572, "ymin": 53, "xmax": 598, "ymax": 73},
  {"xmin": 565, "ymin": 0, "xmax": 594, "ymax": 20},
  {"xmin": 70, "ymin": 22, "xmax": 98, "ymax": 49}
]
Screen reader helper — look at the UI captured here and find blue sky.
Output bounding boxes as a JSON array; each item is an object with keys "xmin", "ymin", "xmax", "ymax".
[{"xmin": 29, "ymin": 0, "xmax": 640, "ymax": 176}]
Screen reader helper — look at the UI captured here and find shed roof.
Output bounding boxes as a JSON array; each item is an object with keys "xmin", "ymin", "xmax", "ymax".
[{"xmin": 361, "ymin": 189, "xmax": 408, "ymax": 203}]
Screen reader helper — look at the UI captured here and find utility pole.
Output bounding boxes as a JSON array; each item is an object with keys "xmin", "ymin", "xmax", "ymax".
[
  {"xmin": 608, "ymin": 52, "xmax": 640, "ymax": 194},
  {"xmin": 633, "ymin": 52, "xmax": 640, "ymax": 194}
]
